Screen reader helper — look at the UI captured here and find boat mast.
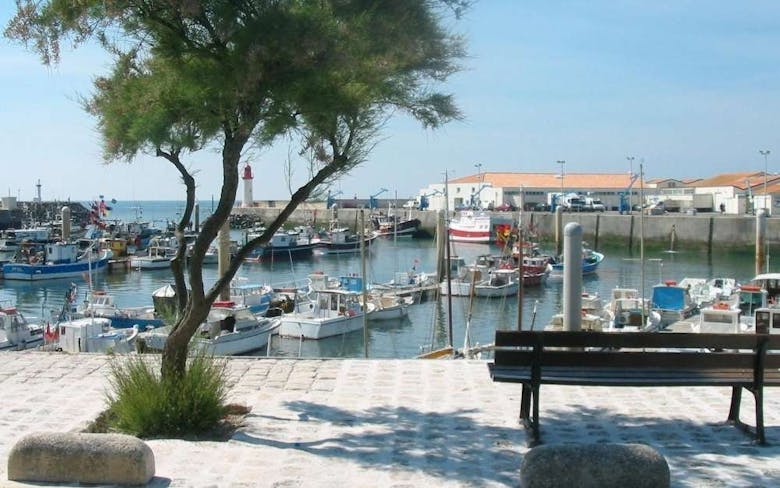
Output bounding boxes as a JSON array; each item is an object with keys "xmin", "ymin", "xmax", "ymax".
[
  {"xmin": 640, "ymin": 162, "xmax": 646, "ymax": 328},
  {"xmin": 444, "ymin": 170, "xmax": 453, "ymax": 350}
]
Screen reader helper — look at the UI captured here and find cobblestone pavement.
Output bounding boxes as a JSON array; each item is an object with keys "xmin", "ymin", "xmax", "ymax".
[{"xmin": 1, "ymin": 352, "xmax": 779, "ymax": 487}]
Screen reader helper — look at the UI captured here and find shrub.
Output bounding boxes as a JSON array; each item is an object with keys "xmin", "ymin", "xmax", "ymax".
[{"xmin": 104, "ymin": 352, "xmax": 229, "ymax": 438}]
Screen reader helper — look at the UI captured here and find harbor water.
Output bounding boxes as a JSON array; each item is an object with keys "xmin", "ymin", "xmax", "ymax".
[{"xmin": 0, "ymin": 200, "xmax": 764, "ymax": 358}]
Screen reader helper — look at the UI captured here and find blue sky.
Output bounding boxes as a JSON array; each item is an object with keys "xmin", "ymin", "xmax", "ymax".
[{"xmin": 1, "ymin": 1, "xmax": 779, "ymax": 202}]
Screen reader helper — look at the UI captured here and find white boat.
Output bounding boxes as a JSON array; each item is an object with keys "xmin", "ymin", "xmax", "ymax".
[
  {"xmin": 194, "ymin": 302, "xmax": 280, "ymax": 355},
  {"xmin": 474, "ymin": 269, "xmax": 519, "ymax": 298},
  {"xmin": 0, "ymin": 304, "xmax": 44, "ymax": 350},
  {"xmin": 2, "ymin": 242, "xmax": 111, "ymax": 281},
  {"xmin": 78, "ymin": 289, "xmax": 163, "ymax": 330},
  {"xmin": 278, "ymin": 288, "xmax": 375, "ymax": 340},
  {"xmin": 130, "ymin": 245, "xmax": 173, "ymax": 270},
  {"xmin": 366, "ymin": 294, "xmax": 412, "ymax": 320},
  {"xmin": 667, "ymin": 304, "xmax": 751, "ymax": 334},
  {"xmin": 139, "ymin": 302, "xmax": 280, "ymax": 355},
  {"xmin": 448, "ymin": 210, "xmax": 492, "ymax": 243},
  {"xmin": 602, "ymin": 288, "xmax": 662, "ymax": 331},
  {"xmin": 229, "ymin": 279, "xmax": 273, "ymax": 315},
  {"xmin": 545, "ymin": 291, "xmax": 611, "ymax": 332},
  {"xmin": 371, "ymin": 269, "xmax": 438, "ymax": 303},
  {"xmin": 56, "ymin": 317, "xmax": 138, "ymax": 353}
]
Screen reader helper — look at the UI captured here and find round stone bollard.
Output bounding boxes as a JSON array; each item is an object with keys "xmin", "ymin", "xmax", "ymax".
[
  {"xmin": 8, "ymin": 432, "xmax": 155, "ymax": 485},
  {"xmin": 520, "ymin": 443, "xmax": 670, "ymax": 488}
]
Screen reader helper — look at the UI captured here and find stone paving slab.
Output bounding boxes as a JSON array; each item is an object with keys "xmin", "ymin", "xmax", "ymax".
[{"xmin": 0, "ymin": 352, "xmax": 779, "ymax": 487}]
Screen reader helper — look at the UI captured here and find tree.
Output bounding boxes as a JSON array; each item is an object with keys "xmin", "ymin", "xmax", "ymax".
[{"xmin": 6, "ymin": 0, "xmax": 467, "ymax": 379}]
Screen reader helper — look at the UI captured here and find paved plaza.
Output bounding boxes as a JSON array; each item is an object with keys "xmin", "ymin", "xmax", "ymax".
[{"xmin": 0, "ymin": 352, "xmax": 779, "ymax": 487}]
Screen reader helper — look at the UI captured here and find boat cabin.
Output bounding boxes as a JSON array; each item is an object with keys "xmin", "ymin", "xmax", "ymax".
[{"xmin": 754, "ymin": 308, "xmax": 780, "ymax": 335}]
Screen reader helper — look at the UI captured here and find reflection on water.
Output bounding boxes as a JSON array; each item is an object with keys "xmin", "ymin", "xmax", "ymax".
[{"xmin": 0, "ymin": 237, "xmax": 764, "ymax": 359}]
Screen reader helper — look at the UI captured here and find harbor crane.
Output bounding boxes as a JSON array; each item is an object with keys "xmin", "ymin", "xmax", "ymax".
[
  {"xmin": 369, "ymin": 188, "xmax": 388, "ymax": 209},
  {"xmin": 618, "ymin": 173, "xmax": 640, "ymax": 214},
  {"xmin": 418, "ymin": 189, "xmax": 444, "ymax": 210}
]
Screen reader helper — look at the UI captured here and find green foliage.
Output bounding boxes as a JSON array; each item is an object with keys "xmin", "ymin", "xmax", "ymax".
[{"xmin": 105, "ymin": 353, "xmax": 229, "ymax": 438}]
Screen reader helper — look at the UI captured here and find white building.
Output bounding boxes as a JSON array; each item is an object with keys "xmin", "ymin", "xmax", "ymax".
[{"xmin": 416, "ymin": 172, "xmax": 639, "ymax": 211}]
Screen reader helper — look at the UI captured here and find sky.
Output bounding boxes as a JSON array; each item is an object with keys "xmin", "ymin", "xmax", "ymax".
[{"xmin": 1, "ymin": 1, "xmax": 779, "ymax": 202}]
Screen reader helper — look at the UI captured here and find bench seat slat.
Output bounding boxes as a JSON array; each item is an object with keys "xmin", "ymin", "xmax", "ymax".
[
  {"xmin": 495, "ymin": 330, "xmax": 780, "ymax": 351},
  {"xmin": 495, "ymin": 349, "xmax": 758, "ymax": 369}
]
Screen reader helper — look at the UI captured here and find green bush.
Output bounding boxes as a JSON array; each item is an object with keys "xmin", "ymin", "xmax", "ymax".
[{"xmin": 104, "ymin": 353, "xmax": 229, "ymax": 438}]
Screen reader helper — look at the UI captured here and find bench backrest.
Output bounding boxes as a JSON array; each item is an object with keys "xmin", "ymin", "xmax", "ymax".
[{"xmin": 494, "ymin": 330, "xmax": 780, "ymax": 370}]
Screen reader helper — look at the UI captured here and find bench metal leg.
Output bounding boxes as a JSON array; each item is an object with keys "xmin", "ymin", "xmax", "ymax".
[
  {"xmin": 519, "ymin": 384, "xmax": 531, "ymax": 423},
  {"xmin": 727, "ymin": 386, "xmax": 742, "ymax": 423},
  {"xmin": 531, "ymin": 384, "xmax": 540, "ymax": 445},
  {"xmin": 754, "ymin": 386, "xmax": 766, "ymax": 445}
]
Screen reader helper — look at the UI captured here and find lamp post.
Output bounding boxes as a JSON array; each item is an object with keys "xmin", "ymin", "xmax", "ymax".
[
  {"xmin": 626, "ymin": 156, "xmax": 635, "ymax": 212},
  {"xmin": 760, "ymin": 150, "xmax": 771, "ymax": 212},
  {"xmin": 556, "ymin": 160, "xmax": 565, "ymax": 209},
  {"xmin": 474, "ymin": 163, "xmax": 483, "ymax": 209}
]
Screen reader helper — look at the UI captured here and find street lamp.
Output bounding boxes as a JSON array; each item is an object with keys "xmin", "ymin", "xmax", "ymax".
[
  {"xmin": 626, "ymin": 156, "xmax": 635, "ymax": 211},
  {"xmin": 556, "ymin": 160, "xmax": 566, "ymax": 199},
  {"xmin": 760, "ymin": 150, "xmax": 771, "ymax": 212}
]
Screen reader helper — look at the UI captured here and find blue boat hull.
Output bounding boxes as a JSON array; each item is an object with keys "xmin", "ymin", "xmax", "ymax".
[{"xmin": 2, "ymin": 258, "xmax": 110, "ymax": 281}]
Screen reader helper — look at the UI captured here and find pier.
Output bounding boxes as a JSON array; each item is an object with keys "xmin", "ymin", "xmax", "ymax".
[
  {"xmin": 0, "ymin": 352, "xmax": 778, "ymax": 487},
  {"xmin": 233, "ymin": 205, "xmax": 779, "ymax": 253}
]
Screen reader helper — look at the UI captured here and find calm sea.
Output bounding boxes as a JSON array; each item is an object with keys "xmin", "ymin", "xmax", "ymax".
[{"xmin": 0, "ymin": 200, "xmax": 765, "ymax": 358}]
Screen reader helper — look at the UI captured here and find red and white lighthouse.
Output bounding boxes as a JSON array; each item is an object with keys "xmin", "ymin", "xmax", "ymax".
[{"xmin": 242, "ymin": 162, "xmax": 254, "ymax": 208}]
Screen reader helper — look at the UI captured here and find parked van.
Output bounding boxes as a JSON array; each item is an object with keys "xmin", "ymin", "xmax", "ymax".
[{"xmin": 584, "ymin": 197, "xmax": 606, "ymax": 212}]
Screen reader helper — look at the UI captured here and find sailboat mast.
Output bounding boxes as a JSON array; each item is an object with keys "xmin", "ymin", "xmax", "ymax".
[
  {"xmin": 444, "ymin": 170, "xmax": 453, "ymax": 349},
  {"xmin": 639, "ymin": 163, "xmax": 646, "ymax": 328},
  {"xmin": 360, "ymin": 209, "xmax": 368, "ymax": 358}
]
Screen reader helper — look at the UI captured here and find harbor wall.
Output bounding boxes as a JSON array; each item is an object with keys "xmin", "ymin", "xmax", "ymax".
[{"xmin": 234, "ymin": 206, "xmax": 777, "ymax": 253}]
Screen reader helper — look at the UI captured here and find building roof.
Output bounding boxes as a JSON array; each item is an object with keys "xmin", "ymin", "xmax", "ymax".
[
  {"xmin": 450, "ymin": 172, "xmax": 638, "ymax": 190},
  {"xmin": 691, "ymin": 171, "xmax": 780, "ymax": 190}
]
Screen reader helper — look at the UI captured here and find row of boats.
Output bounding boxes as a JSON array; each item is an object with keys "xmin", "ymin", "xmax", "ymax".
[{"xmin": 545, "ymin": 275, "xmax": 779, "ymax": 336}]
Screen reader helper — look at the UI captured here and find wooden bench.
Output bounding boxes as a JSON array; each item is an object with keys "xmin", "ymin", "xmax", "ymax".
[{"xmin": 488, "ymin": 330, "xmax": 780, "ymax": 445}]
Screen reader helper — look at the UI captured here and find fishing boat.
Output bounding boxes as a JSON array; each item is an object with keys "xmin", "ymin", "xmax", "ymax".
[
  {"xmin": 0, "ymin": 304, "xmax": 44, "ymax": 350},
  {"xmin": 229, "ymin": 279, "xmax": 273, "ymax": 315},
  {"xmin": 56, "ymin": 317, "xmax": 139, "ymax": 353},
  {"xmin": 547, "ymin": 248, "xmax": 605, "ymax": 280},
  {"xmin": 474, "ymin": 268, "xmax": 519, "ymax": 298},
  {"xmin": 78, "ymin": 289, "xmax": 163, "ymax": 330},
  {"xmin": 245, "ymin": 230, "xmax": 317, "ymax": 262},
  {"xmin": 650, "ymin": 280, "xmax": 698, "ymax": 327},
  {"xmin": 2, "ymin": 241, "xmax": 111, "ymax": 281},
  {"xmin": 315, "ymin": 227, "xmax": 377, "ymax": 254},
  {"xmin": 278, "ymin": 285, "xmax": 375, "ymax": 340},
  {"xmin": 139, "ymin": 302, "xmax": 281, "ymax": 355},
  {"xmin": 370, "ymin": 209, "xmax": 421, "ymax": 237},
  {"xmin": 129, "ymin": 244, "xmax": 174, "ymax": 270},
  {"xmin": 602, "ymin": 288, "xmax": 662, "ymax": 331},
  {"xmin": 448, "ymin": 210, "xmax": 492, "ymax": 243}
]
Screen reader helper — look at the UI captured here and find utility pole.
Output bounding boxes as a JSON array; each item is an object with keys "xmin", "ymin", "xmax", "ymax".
[
  {"xmin": 760, "ymin": 150, "xmax": 771, "ymax": 213},
  {"xmin": 626, "ymin": 156, "xmax": 635, "ymax": 212},
  {"xmin": 556, "ymin": 160, "xmax": 565, "ymax": 209}
]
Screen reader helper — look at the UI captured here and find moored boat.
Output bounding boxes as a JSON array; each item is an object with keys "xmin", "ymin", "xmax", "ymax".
[
  {"xmin": 547, "ymin": 248, "xmax": 604, "ymax": 280},
  {"xmin": 448, "ymin": 210, "xmax": 492, "ymax": 243},
  {"xmin": 278, "ymin": 287, "xmax": 375, "ymax": 340},
  {"xmin": 0, "ymin": 304, "xmax": 44, "ymax": 350},
  {"xmin": 2, "ymin": 241, "xmax": 111, "ymax": 281}
]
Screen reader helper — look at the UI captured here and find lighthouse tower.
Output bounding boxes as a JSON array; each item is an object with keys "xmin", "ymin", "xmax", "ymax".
[{"xmin": 242, "ymin": 163, "xmax": 254, "ymax": 208}]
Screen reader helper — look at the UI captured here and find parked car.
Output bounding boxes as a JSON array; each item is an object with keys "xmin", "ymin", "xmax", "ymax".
[{"xmin": 495, "ymin": 203, "xmax": 516, "ymax": 212}]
